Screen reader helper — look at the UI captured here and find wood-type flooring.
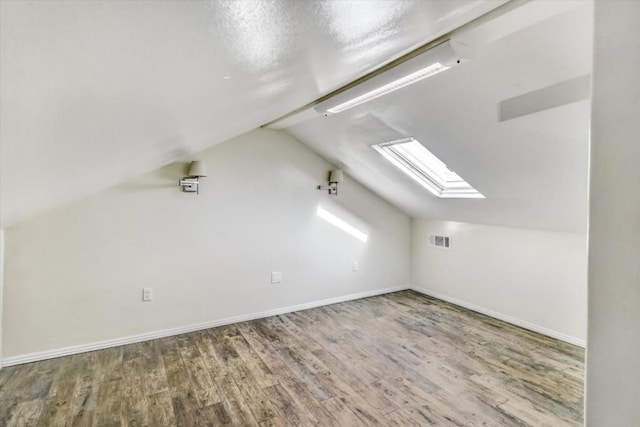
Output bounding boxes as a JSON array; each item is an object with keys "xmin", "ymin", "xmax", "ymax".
[{"xmin": 0, "ymin": 290, "xmax": 584, "ymax": 426}]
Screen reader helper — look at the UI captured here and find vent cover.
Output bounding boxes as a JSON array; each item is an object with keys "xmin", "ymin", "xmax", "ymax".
[{"xmin": 429, "ymin": 234, "xmax": 451, "ymax": 249}]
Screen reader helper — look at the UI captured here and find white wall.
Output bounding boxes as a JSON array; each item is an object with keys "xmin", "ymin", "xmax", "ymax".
[
  {"xmin": 587, "ymin": 1, "xmax": 640, "ymax": 424},
  {"xmin": 2, "ymin": 129, "xmax": 410, "ymax": 359},
  {"xmin": 0, "ymin": 229, "xmax": 4, "ymax": 367},
  {"xmin": 412, "ymin": 219, "xmax": 587, "ymax": 344}
]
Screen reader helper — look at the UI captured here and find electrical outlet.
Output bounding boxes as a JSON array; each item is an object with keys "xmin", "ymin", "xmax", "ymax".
[
  {"xmin": 271, "ymin": 272, "xmax": 282, "ymax": 284},
  {"xmin": 352, "ymin": 261, "xmax": 359, "ymax": 272},
  {"xmin": 142, "ymin": 287, "xmax": 153, "ymax": 301}
]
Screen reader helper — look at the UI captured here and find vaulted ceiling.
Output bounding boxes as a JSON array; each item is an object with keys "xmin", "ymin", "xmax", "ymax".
[
  {"xmin": 285, "ymin": 1, "xmax": 592, "ymax": 232},
  {"xmin": 0, "ymin": 0, "xmax": 591, "ymax": 232}
]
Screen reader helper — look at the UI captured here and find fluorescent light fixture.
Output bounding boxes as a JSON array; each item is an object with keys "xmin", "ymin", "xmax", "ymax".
[
  {"xmin": 326, "ymin": 63, "xmax": 449, "ymax": 113},
  {"xmin": 372, "ymin": 137, "xmax": 484, "ymax": 199},
  {"xmin": 315, "ymin": 40, "xmax": 469, "ymax": 115},
  {"xmin": 316, "ymin": 207, "xmax": 368, "ymax": 242}
]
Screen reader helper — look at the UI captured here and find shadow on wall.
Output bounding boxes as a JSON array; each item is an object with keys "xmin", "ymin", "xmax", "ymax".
[{"xmin": 118, "ymin": 161, "xmax": 192, "ymax": 192}]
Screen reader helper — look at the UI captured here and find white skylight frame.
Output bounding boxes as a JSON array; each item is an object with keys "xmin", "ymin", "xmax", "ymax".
[{"xmin": 372, "ymin": 137, "xmax": 484, "ymax": 199}]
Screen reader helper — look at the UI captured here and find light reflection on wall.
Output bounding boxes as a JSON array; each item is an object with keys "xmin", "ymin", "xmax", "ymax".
[{"xmin": 316, "ymin": 207, "xmax": 368, "ymax": 243}]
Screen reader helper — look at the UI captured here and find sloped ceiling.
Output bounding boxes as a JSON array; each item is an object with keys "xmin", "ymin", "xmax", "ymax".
[
  {"xmin": 0, "ymin": 0, "xmax": 507, "ymax": 228},
  {"xmin": 285, "ymin": 1, "xmax": 592, "ymax": 233}
]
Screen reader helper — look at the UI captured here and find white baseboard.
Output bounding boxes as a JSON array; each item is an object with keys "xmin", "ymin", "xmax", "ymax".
[
  {"xmin": 2, "ymin": 283, "xmax": 585, "ymax": 366},
  {"xmin": 410, "ymin": 285, "xmax": 586, "ymax": 348},
  {"xmin": 2, "ymin": 285, "xmax": 410, "ymax": 367}
]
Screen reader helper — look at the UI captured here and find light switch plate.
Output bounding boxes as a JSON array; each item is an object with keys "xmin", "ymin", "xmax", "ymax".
[
  {"xmin": 142, "ymin": 287, "xmax": 153, "ymax": 301},
  {"xmin": 271, "ymin": 272, "xmax": 282, "ymax": 284}
]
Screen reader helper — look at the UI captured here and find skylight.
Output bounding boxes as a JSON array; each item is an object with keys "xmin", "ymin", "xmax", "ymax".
[{"xmin": 372, "ymin": 137, "xmax": 484, "ymax": 199}]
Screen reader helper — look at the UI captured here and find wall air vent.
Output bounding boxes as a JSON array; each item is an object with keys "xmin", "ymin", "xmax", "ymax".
[{"xmin": 429, "ymin": 234, "xmax": 451, "ymax": 249}]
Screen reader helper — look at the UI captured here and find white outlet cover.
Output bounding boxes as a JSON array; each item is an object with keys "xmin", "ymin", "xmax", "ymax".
[
  {"xmin": 142, "ymin": 287, "xmax": 153, "ymax": 301},
  {"xmin": 271, "ymin": 272, "xmax": 282, "ymax": 284},
  {"xmin": 352, "ymin": 261, "xmax": 359, "ymax": 272}
]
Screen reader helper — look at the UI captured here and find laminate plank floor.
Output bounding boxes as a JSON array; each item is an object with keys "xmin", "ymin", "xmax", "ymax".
[{"xmin": 0, "ymin": 291, "xmax": 584, "ymax": 426}]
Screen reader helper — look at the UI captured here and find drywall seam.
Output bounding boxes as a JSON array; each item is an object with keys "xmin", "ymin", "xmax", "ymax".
[
  {"xmin": 2, "ymin": 285, "xmax": 410, "ymax": 366},
  {"xmin": 411, "ymin": 285, "xmax": 586, "ymax": 347}
]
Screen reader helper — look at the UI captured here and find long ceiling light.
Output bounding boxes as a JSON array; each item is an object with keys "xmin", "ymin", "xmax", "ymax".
[
  {"xmin": 373, "ymin": 137, "xmax": 484, "ymax": 199},
  {"xmin": 315, "ymin": 40, "xmax": 469, "ymax": 115},
  {"xmin": 325, "ymin": 63, "xmax": 449, "ymax": 114}
]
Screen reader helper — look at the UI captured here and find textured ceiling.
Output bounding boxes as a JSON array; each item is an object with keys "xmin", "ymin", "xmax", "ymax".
[
  {"xmin": 0, "ymin": 0, "xmax": 506, "ymax": 227},
  {"xmin": 285, "ymin": 1, "xmax": 593, "ymax": 232}
]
